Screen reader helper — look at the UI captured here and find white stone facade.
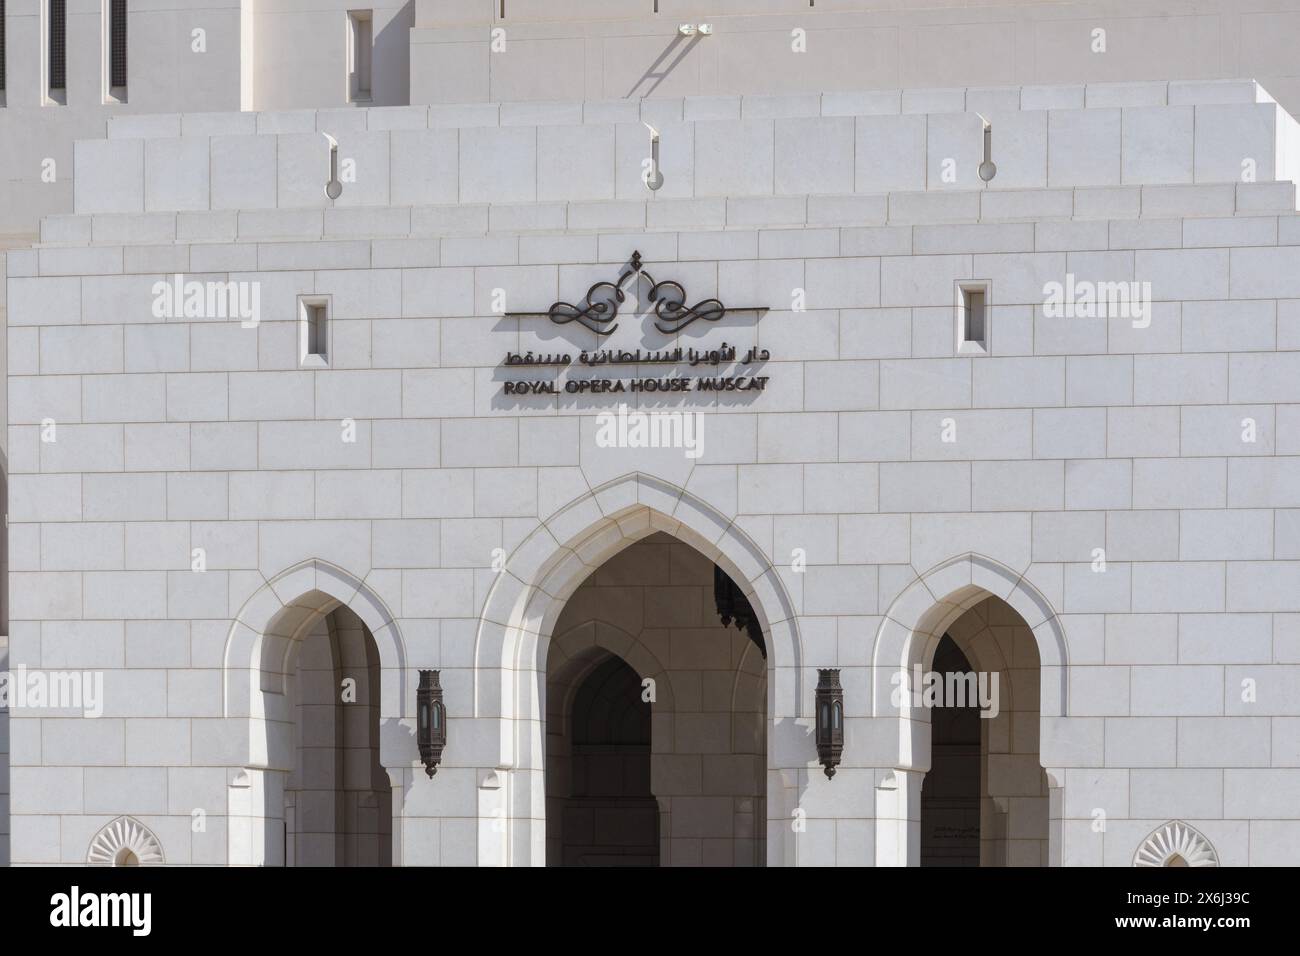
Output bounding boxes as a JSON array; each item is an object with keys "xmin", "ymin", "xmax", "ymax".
[
  {"xmin": 2, "ymin": 3, "xmax": 1300, "ymax": 868},
  {"xmin": 9, "ymin": 0, "xmax": 1300, "ymax": 237}
]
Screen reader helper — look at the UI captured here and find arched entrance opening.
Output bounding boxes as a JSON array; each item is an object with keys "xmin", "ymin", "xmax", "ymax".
[
  {"xmin": 548, "ymin": 652, "xmax": 658, "ymax": 866},
  {"xmin": 223, "ymin": 561, "xmax": 406, "ymax": 867},
  {"xmin": 282, "ymin": 604, "xmax": 392, "ymax": 866},
  {"xmin": 915, "ymin": 597, "xmax": 1049, "ymax": 866},
  {"xmin": 543, "ymin": 533, "xmax": 768, "ymax": 867},
  {"xmin": 473, "ymin": 475, "xmax": 804, "ymax": 867},
  {"xmin": 873, "ymin": 555, "xmax": 1067, "ymax": 867},
  {"xmin": 920, "ymin": 636, "xmax": 981, "ymax": 866}
]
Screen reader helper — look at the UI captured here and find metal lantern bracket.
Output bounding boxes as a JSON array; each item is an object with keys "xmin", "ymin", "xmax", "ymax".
[
  {"xmin": 815, "ymin": 668, "xmax": 844, "ymax": 779},
  {"xmin": 416, "ymin": 669, "xmax": 446, "ymax": 778}
]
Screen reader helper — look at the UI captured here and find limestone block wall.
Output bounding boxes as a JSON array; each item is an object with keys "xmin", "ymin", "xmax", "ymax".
[
  {"xmin": 11, "ymin": 0, "xmax": 1300, "ymax": 239},
  {"xmin": 250, "ymin": 0, "xmax": 415, "ymax": 111},
  {"xmin": 6, "ymin": 84, "xmax": 1300, "ymax": 865},
  {"xmin": 0, "ymin": 0, "xmax": 244, "ymax": 240},
  {"xmin": 410, "ymin": 0, "xmax": 1300, "ymax": 115},
  {"xmin": 75, "ymin": 81, "xmax": 1300, "ymax": 218}
]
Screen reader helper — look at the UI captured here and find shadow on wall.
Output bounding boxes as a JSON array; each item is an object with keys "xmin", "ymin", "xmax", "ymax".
[
  {"xmin": 374, "ymin": 3, "xmax": 415, "ymax": 107},
  {"xmin": 626, "ymin": 33, "xmax": 703, "ymax": 98}
]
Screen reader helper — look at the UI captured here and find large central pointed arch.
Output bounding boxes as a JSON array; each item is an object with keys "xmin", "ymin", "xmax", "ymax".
[{"xmin": 472, "ymin": 472, "xmax": 805, "ymax": 866}]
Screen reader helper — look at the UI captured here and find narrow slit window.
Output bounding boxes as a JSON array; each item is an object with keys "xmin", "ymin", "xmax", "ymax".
[
  {"xmin": 347, "ymin": 10, "xmax": 372, "ymax": 102},
  {"xmin": 299, "ymin": 296, "xmax": 331, "ymax": 366},
  {"xmin": 963, "ymin": 287, "xmax": 986, "ymax": 344},
  {"xmin": 306, "ymin": 303, "xmax": 328, "ymax": 356},
  {"xmin": 957, "ymin": 282, "xmax": 990, "ymax": 353},
  {"xmin": 49, "ymin": 0, "xmax": 67, "ymax": 95},
  {"xmin": 109, "ymin": 0, "xmax": 128, "ymax": 94},
  {"xmin": 1, "ymin": 0, "xmax": 7, "ymax": 98}
]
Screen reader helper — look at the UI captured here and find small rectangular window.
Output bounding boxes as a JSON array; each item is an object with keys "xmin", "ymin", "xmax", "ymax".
[
  {"xmin": 963, "ymin": 288, "xmax": 985, "ymax": 343},
  {"xmin": 109, "ymin": 0, "xmax": 128, "ymax": 97},
  {"xmin": 347, "ymin": 11, "xmax": 372, "ymax": 103},
  {"xmin": 48, "ymin": 0, "xmax": 67, "ymax": 101},
  {"xmin": 299, "ymin": 296, "xmax": 331, "ymax": 366},
  {"xmin": 957, "ymin": 281, "xmax": 990, "ymax": 354},
  {"xmin": 306, "ymin": 304, "xmax": 327, "ymax": 355},
  {"xmin": 1, "ymin": 0, "xmax": 8, "ymax": 100}
]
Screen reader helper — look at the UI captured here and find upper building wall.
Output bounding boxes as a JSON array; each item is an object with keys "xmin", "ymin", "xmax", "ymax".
[
  {"xmin": 0, "ymin": 0, "xmax": 243, "ymax": 112},
  {"xmin": 408, "ymin": 0, "xmax": 1300, "ymax": 117},
  {"xmin": 0, "ymin": 0, "xmax": 244, "ymax": 238},
  {"xmin": 249, "ymin": 0, "xmax": 413, "ymax": 111},
  {"xmin": 68, "ymin": 81, "xmax": 1300, "ymax": 217}
]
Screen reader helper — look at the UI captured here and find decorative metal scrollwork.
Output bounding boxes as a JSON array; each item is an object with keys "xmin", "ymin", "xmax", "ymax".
[
  {"xmin": 646, "ymin": 279, "xmax": 728, "ymax": 334},
  {"xmin": 507, "ymin": 250, "xmax": 766, "ymax": 335},
  {"xmin": 539, "ymin": 253, "xmax": 644, "ymax": 335}
]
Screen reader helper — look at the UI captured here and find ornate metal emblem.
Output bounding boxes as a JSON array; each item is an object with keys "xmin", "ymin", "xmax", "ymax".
[{"xmin": 507, "ymin": 250, "xmax": 767, "ymax": 335}]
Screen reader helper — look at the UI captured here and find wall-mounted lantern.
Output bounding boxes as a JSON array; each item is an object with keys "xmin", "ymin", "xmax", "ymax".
[
  {"xmin": 815, "ymin": 668, "xmax": 844, "ymax": 779},
  {"xmin": 417, "ymin": 669, "xmax": 446, "ymax": 778}
]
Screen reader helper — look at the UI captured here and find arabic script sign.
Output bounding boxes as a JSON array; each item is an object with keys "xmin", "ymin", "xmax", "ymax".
[
  {"xmin": 504, "ymin": 251, "xmax": 769, "ymax": 335},
  {"xmin": 502, "ymin": 343, "xmax": 772, "ymax": 395}
]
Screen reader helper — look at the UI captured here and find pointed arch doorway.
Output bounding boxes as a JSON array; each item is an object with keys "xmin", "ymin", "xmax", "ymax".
[
  {"xmin": 223, "ymin": 560, "xmax": 407, "ymax": 866},
  {"xmin": 544, "ymin": 533, "xmax": 768, "ymax": 866},
  {"xmin": 473, "ymin": 474, "xmax": 804, "ymax": 867},
  {"xmin": 873, "ymin": 556, "xmax": 1069, "ymax": 867}
]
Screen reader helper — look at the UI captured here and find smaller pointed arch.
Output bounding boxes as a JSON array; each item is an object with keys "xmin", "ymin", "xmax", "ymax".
[
  {"xmin": 872, "ymin": 553, "xmax": 1068, "ymax": 718},
  {"xmin": 222, "ymin": 558, "xmax": 406, "ymax": 720}
]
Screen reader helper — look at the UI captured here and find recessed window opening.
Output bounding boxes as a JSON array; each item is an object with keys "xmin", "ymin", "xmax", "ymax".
[
  {"xmin": 48, "ymin": 0, "xmax": 67, "ymax": 103},
  {"xmin": 347, "ymin": 10, "xmax": 372, "ymax": 102},
  {"xmin": 1, "ymin": 0, "xmax": 8, "ymax": 103},
  {"xmin": 299, "ymin": 296, "xmax": 331, "ymax": 366},
  {"xmin": 963, "ymin": 287, "xmax": 985, "ymax": 343},
  {"xmin": 957, "ymin": 281, "xmax": 990, "ymax": 354},
  {"xmin": 108, "ymin": 0, "xmax": 127, "ymax": 101},
  {"xmin": 104, "ymin": 0, "xmax": 126, "ymax": 102}
]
